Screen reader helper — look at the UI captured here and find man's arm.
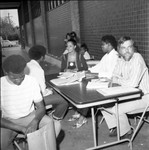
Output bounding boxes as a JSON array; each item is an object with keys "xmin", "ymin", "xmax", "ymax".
[
  {"xmin": 0, "ymin": 110, "xmax": 26, "ymax": 134},
  {"xmin": 88, "ymin": 61, "xmax": 101, "ymax": 73},
  {"xmin": 25, "ymin": 100, "xmax": 45, "ymax": 134},
  {"xmin": 34, "ymin": 100, "xmax": 46, "ymax": 122},
  {"xmin": 112, "ymin": 56, "xmax": 144, "ymax": 87}
]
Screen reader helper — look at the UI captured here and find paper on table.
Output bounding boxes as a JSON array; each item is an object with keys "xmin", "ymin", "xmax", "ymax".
[
  {"xmin": 86, "ymin": 79, "xmax": 109, "ymax": 89},
  {"xmin": 50, "ymin": 72, "xmax": 85, "ymax": 86},
  {"xmin": 50, "ymin": 77, "xmax": 77, "ymax": 85},
  {"xmin": 96, "ymin": 86, "xmax": 140, "ymax": 96},
  {"xmin": 58, "ymin": 72, "xmax": 75, "ymax": 79}
]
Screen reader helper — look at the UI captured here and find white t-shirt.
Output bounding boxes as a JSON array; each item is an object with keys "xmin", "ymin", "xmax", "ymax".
[
  {"xmin": 84, "ymin": 51, "xmax": 91, "ymax": 60},
  {"xmin": 1, "ymin": 75, "xmax": 42, "ymax": 119},
  {"xmin": 25, "ymin": 60, "xmax": 52, "ymax": 96},
  {"xmin": 89, "ymin": 49, "xmax": 118, "ymax": 79}
]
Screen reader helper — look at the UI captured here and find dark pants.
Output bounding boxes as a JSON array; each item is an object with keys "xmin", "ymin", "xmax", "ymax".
[
  {"xmin": 78, "ymin": 108, "xmax": 89, "ymax": 117},
  {"xmin": 44, "ymin": 91, "xmax": 68, "ymax": 119}
]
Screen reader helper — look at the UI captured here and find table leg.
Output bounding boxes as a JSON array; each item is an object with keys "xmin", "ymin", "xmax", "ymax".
[
  {"xmin": 91, "ymin": 107, "xmax": 97, "ymax": 146},
  {"xmin": 115, "ymin": 101, "xmax": 120, "ymax": 141},
  {"xmin": 86, "ymin": 100, "xmax": 130, "ymax": 150}
]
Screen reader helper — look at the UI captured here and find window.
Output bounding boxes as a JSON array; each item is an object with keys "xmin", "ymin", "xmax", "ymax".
[{"xmin": 45, "ymin": 0, "xmax": 70, "ymax": 12}]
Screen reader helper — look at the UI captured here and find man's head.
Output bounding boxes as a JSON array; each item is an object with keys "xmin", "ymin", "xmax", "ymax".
[
  {"xmin": 28, "ymin": 45, "xmax": 46, "ymax": 61},
  {"xmin": 2, "ymin": 55, "xmax": 26, "ymax": 85},
  {"xmin": 101, "ymin": 35, "xmax": 117, "ymax": 53},
  {"xmin": 118, "ymin": 36, "xmax": 135, "ymax": 61}
]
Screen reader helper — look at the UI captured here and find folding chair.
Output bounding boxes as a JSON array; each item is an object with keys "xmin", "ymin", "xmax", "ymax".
[
  {"xmin": 128, "ymin": 102, "xmax": 149, "ymax": 149},
  {"xmin": 13, "ymin": 134, "xmax": 28, "ymax": 150},
  {"xmin": 94, "ymin": 106, "xmax": 114, "ymax": 126}
]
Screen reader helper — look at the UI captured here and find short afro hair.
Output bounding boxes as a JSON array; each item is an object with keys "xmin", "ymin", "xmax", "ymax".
[
  {"xmin": 3, "ymin": 55, "xmax": 26, "ymax": 74},
  {"xmin": 101, "ymin": 35, "xmax": 117, "ymax": 50},
  {"xmin": 28, "ymin": 45, "xmax": 46, "ymax": 60}
]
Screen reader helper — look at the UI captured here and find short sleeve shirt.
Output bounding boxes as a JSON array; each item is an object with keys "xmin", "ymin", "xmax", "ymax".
[{"xmin": 1, "ymin": 75, "xmax": 43, "ymax": 119}]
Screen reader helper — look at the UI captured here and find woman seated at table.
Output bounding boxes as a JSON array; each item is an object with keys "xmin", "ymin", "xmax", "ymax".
[
  {"xmin": 61, "ymin": 38, "xmax": 88, "ymax": 128},
  {"xmin": 61, "ymin": 38, "xmax": 88, "ymax": 72}
]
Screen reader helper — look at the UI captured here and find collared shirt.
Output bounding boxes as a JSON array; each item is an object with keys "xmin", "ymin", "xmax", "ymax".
[
  {"xmin": 89, "ymin": 49, "xmax": 118, "ymax": 79},
  {"xmin": 113, "ymin": 53, "xmax": 149, "ymax": 95},
  {"xmin": 25, "ymin": 60, "xmax": 46, "ymax": 94}
]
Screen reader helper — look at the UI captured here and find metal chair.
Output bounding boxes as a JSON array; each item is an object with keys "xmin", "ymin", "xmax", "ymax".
[
  {"xmin": 128, "ymin": 102, "xmax": 149, "ymax": 148},
  {"xmin": 13, "ymin": 134, "xmax": 27, "ymax": 150}
]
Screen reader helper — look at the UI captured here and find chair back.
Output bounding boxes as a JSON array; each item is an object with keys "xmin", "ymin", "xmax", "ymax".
[
  {"xmin": 136, "ymin": 67, "xmax": 148, "ymax": 88},
  {"xmin": 128, "ymin": 67, "xmax": 148, "ymax": 115}
]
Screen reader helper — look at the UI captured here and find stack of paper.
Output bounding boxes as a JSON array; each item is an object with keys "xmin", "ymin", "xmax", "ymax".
[
  {"xmin": 50, "ymin": 76, "xmax": 78, "ymax": 86},
  {"xmin": 96, "ymin": 86, "xmax": 140, "ymax": 96},
  {"xmin": 50, "ymin": 71, "xmax": 85, "ymax": 86},
  {"xmin": 86, "ymin": 79, "xmax": 109, "ymax": 89},
  {"xmin": 58, "ymin": 72, "xmax": 75, "ymax": 79}
]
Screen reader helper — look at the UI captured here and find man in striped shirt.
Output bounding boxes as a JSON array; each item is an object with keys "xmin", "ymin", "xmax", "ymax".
[
  {"xmin": 102, "ymin": 36, "xmax": 149, "ymax": 139},
  {"xmin": 1, "ymin": 55, "xmax": 60, "ymax": 150}
]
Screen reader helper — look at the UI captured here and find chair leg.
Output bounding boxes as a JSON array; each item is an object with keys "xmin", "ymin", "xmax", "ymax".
[
  {"xmin": 14, "ymin": 140, "xmax": 23, "ymax": 150},
  {"xmin": 130, "ymin": 104, "xmax": 149, "ymax": 143},
  {"xmin": 95, "ymin": 107, "xmax": 114, "ymax": 127},
  {"xmin": 134, "ymin": 116, "xmax": 137, "ymax": 125},
  {"xmin": 99, "ymin": 116, "xmax": 104, "ymax": 125},
  {"xmin": 14, "ymin": 137, "xmax": 27, "ymax": 150}
]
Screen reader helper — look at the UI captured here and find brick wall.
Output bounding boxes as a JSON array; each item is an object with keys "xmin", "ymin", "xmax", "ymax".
[
  {"xmin": 47, "ymin": 2, "xmax": 72, "ymax": 57},
  {"xmin": 34, "ymin": 16, "xmax": 45, "ymax": 46},
  {"xmin": 79, "ymin": 0, "xmax": 149, "ymax": 67}
]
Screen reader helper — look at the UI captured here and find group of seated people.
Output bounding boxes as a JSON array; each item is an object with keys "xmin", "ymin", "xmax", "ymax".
[{"xmin": 1, "ymin": 32, "xmax": 149, "ymax": 149}]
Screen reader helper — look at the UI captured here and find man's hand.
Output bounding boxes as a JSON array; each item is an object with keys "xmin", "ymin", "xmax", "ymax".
[
  {"xmin": 108, "ymin": 77, "xmax": 120, "ymax": 87},
  {"xmin": 25, "ymin": 119, "xmax": 39, "ymax": 134},
  {"xmin": 108, "ymin": 78, "xmax": 113, "ymax": 87}
]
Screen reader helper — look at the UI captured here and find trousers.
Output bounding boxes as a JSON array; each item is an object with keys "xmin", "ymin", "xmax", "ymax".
[
  {"xmin": 1, "ymin": 111, "xmax": 61, "ymax": 150},
  {"xmin": 102, "ymin": 94, "xmax": 149, "ymax": 136},
  {"xmin": 44, "ymin": 91, "xmax": 68, "ymax": 119}
]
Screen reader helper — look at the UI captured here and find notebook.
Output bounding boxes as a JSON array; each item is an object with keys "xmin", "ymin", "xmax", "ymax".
[
  {"xmin": 96, "ymin": 86, "xmax": 140, "ymax": 96},
  {"xmin": 50, "ymin": 71, "xmax": 85, "ymax": 86}
]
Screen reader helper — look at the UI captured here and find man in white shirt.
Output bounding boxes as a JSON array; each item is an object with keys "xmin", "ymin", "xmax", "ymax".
[
  {"xmin": 102, "ymin": 36, "xmax": 149, "ymax": 139},
  {"xmin": 1, "ymin": 55, "xmax": 59, "ymax": 150},
  {"xmin": 24, "ymin": 45, "xmax": 68, "ymax": 121},
  {"xmin": 70, "ymin": 35, "xmax": 118, "ymax": 128},
  {"xmin": 88, "ymin": 35, "xmax": 119, "ymax": 79}
]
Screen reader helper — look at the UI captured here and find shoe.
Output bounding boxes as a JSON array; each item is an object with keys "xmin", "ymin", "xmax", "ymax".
[
  {"xmin": 120, "ymin": 129, "xmax": 133, "ymax": 140},
  {"xmin": 72, "ymin": 118, "xmax": 88, "ymax": 128},
  {"xmin": 68, "ymin": 113, "xmax": 80, "ymax": 121},
  {"xmin": 109, "ymin": 127, "xmax": 117, "ymax": 137}
]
